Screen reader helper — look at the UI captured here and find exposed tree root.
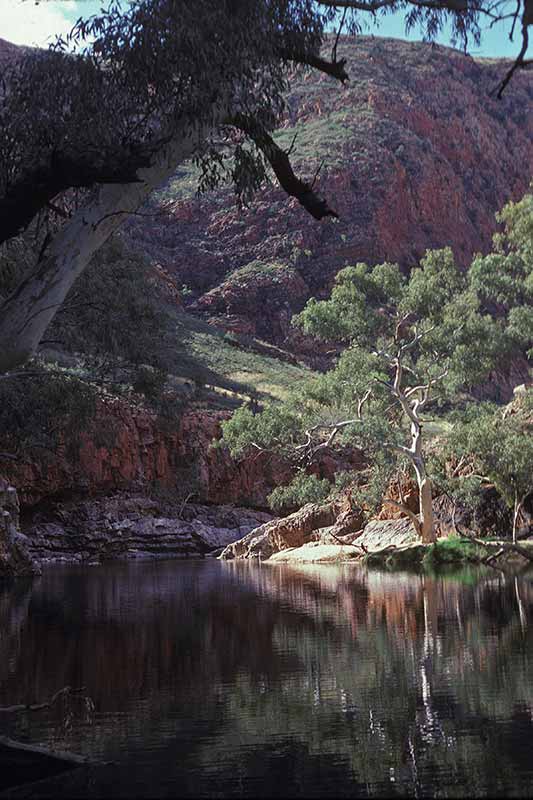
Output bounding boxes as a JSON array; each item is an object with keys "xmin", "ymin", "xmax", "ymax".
[{"xmin": 471, "ymin": 538, "xmax": 533, "ymax": 567}]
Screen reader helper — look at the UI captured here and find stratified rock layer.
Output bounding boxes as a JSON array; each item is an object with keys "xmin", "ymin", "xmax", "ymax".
[
  {"xmin": 219, "ymin": 502, "xmax": 339, "ymax": 560},
  {"xmin": 220, "ymin": 506, "xmax": 421, "ymax": 563},
  {"xmin": 24, "ymin": 494, "xmax": 272, "ymax": 564}
]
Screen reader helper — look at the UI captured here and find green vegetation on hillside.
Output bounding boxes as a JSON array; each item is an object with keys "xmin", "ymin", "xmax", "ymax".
[{"xmin": 168, "ymin": 310, "xmax": 312, "ymax": 405}]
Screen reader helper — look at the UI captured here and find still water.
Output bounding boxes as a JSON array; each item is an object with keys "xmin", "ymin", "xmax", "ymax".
[{"xmin": 1, "ymin": 559, "xmax": 533, "ymax": 798}]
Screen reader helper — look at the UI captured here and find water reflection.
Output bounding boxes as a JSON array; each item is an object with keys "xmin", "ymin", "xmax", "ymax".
[{"xmin": 1, "ymin": 561, "xmax": 533, "ymax": 797}]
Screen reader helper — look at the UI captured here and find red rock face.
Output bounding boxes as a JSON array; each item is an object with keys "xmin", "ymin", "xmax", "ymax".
[
  {"xmin": 129, "ymin": 37, "xmax": 533, "ymax": 351},
  {"xmin": 0, "ymin": 399, "xmax": 363, "ymax": 511},
  {"xmin": 0, "ymin": 403, "xmax": 277, "ymax": 509}
]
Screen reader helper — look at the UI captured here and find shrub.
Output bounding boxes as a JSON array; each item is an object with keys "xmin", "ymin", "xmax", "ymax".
[
  {"xmin": 268, "ymin": 472, "xmax": 331, "ymax": 514},
  {"xmin": 422, "ymin": 537, "xmax": 481, "ymax": 565}
]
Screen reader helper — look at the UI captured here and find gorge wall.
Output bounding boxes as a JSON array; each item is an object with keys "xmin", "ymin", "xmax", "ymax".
[
  {"xmin": 130, "ymin": 36, "xmax": 533, "ymax": 355},
  {"xmin": 0, "ymin": 398, "xmax": 364, "ymax": 513}
]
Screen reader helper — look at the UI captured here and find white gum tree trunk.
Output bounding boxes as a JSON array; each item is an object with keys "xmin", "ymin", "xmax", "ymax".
[
  {"xmin": 410, "ymin": 418, "xmax": 436, "ymax": 544},
  {"xmin": 0, "ymin": 125, "xmax": 209, "ymax": 374},
  {"xmin": 416, "ymin": 470, "xmax": 436, "ymax": 544},
  {"xmin": 394, "ymin": 356, "xmax": 437, "ymax": 544}
]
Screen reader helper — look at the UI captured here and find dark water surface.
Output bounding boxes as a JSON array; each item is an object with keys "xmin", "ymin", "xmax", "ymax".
[{"xmin": 1, "ymin": 560, "xmax": 533, "ymax": 798}]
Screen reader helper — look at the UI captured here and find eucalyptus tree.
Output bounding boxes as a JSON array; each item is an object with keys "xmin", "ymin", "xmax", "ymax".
[
  {"xmin": 438, "ymin": 192, "xmax": 533, "ymax": 541},
  {"xmin": 222, "ymin": 242, "xmax": 530, "ymax": 542},
  {"xmin": 0, "ymin": 0, "xmax": 528, "ymax": 373}
]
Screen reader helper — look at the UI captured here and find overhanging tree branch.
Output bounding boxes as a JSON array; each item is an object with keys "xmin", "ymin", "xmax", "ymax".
[
  {"xmin": 0, "ymin": 147, "xmax": 153, "ymax": 247},
  {"xmin": 281, "ymin": 47, "xmax": 350, "ymax": 81},
  {"xmin": 317, "ymin": 0, "xmax": 496, "ymax": 15},
  {"xmin": 382, "ymin": 498, "xmax": 422, "ymax": 536},
  {"xmin": 227, "ymin": 113, "xmax": 339, "ymax": 220},
  {"xmin": 494, "ymin": 10, "xmax": 531, "ymax": 97}
]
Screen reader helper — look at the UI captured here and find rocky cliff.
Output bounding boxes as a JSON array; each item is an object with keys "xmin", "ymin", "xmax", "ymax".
[
  {"xmin": 24, "ymin": 494, "xmax": 272, "ymax": 564},
  {"xmin": 130, "ymin": 36, "xmax": 533, "ymax": 356},
  {"xmin": 0, "ymin": 393, "xmax": 364, "ymax": 512},
  {"xmin": 0, "ymin": 402, "xmax": 287, "ymax": 511}
]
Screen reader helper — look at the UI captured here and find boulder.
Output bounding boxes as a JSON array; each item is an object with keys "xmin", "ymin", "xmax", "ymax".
[
  {"xmin": 219, "ymin": 502, "xmax": 337, "ymax": 560},
  {"xmin": 219, "ymin": 502, "xmax": 423, "ymax": 563},
  {"xmin": 356, "ymin": 518, "xmax": 419, "ymax": 551},
  {"xmin": 327, "ymin": 508, "xmax": 365, "ymax": 540},
  {"xmin": 268, "ymin": 542, "xmax": 361, "ymax": 563},
  {"xmin": 268, "ymin": 517, "xmax": 420, "ymax": 564}
]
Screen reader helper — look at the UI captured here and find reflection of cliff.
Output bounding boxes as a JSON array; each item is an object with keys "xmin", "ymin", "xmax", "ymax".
[{"xmin": 2, "ymin": 563, "xmax": 533, "ymax": 797}]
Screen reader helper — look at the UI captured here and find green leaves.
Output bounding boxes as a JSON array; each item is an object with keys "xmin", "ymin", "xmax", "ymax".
[
  {"xmin": 268, "ymin": 472, "xmax": 332, "ymax": 514},
  {"xmin": 447, "ymin": 393, "xmax": 533, "ymax": 512},
  {"xmin": 469, "ymin": 252, "xmax": 527, "ymax": 308},
  {"xmin": 305, "ymin": 347, "xmax": 386, "ymax": 409},
  {"xmin": 0, "ymin": 361, "xmax": 98, "ymax": 461},
  {"xmin": 399, "ymin": 248, "xmax": 465, "ymax": 321},
  {"xmin": 221, "ymin": 189, "xmax": 533, "ymax": 522},
  {"xmin": 294, "ymin": 261, "xmax": 404, "ymax": 345},
  {"xmin": 50, "ymin": 235, "xmax": 172, "ymax": 371},
  {"xmin": 507, "ymin": 306, "xmax": 533, "ymax": 357},
  {"xmin": 221, "ymin": 400, "xmax": 310, "ymax": 459}
]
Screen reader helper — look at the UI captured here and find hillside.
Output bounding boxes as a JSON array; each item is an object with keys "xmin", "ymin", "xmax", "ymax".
[{"xmin": 129, "ymin": 36, "xmax": 533, "ymax": 357}]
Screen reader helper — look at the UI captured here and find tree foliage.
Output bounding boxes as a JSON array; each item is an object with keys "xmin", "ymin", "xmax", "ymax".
[
  {"xmin": 268, "ymin": 471, "xmax": 332, "ymax": 513},
  {"xmin": 49, "ymin": 235, "xmax": 172, "ymax": 370},
  {"xmin": 0, "ymin": 364, "xmax": 99, "ymax": 462},
  {"xmin": 446, "ymin": 391, "xmax": 533, "ymax": 540}
]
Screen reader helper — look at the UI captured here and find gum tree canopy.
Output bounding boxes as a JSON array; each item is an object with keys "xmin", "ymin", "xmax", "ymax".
[{"xmin": 0, "ymin": 0, "xmax": 530, "ymax": 373}]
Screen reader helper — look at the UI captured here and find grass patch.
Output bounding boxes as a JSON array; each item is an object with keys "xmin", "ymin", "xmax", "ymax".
[
  {"xmin": 224, "ymin": 261, "xmax": 297, "ymax": 287},
  {"xmin": 363, "ymin": 537, "xmax": 488, "ymax": 572},
  {"xmin": 166, "ymin": 308, "xmax": 313, "ymax": 405},
  {"xmin": 421, "ymin": 537, "xmax": 483, "ymax": 566},
  {"xmin": 273, "ymin": 110, "xmax": 369, "ymax": 167},
  {"xmin": 155, "ymin": 162, "xmax": 201, "ymax": 202}
]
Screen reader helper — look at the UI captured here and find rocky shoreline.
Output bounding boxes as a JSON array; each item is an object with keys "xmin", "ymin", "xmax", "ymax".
[
  {"xmin": 0, "ymin": 480, "xmax": 38, "ymax": 577},
  {"xmin": 0, "ymin": 479, "xmax": 273, "ymax": 573},
  {"xmin": 23, "ymin": 495, "xmax": 272, "ymax": 565},
  {"xmin": 1, "ymin": 477, "xmax": 531, "ymax": 577}
]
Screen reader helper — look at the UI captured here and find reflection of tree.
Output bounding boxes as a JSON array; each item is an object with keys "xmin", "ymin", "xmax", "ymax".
[{"xmin": 1, "ymin": 563, "xmax": 533, "ymax": 796}]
